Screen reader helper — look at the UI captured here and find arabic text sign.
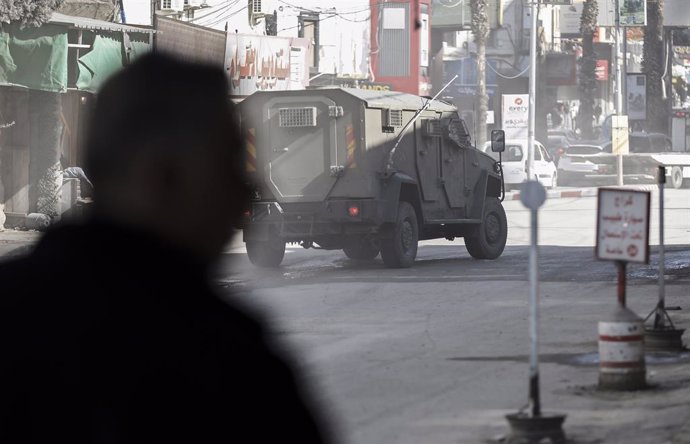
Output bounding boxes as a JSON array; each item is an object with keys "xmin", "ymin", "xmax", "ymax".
[
  {"xmin": 225, "ymin": 34, "xmax": 309, "ymax": 96},
  {"xmin": 502, "ymin": 94, "xmax": 529, "ymax": 140},
  {"xmin": 611, "ymin": 115, "xmax": 629, "ymax": 155},
  {"xmin": 596, "ymin": 189, "xmax": 650, "ymax": 264}
]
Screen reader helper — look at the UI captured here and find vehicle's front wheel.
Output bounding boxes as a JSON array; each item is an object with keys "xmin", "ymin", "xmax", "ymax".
[
  {"xmin": 464, "ymin": 197, "xmax": 507, "ymax": 260},
  {"xmin": 670, "ymin": 166, "xmax": 685, "ymax": 189},
  {"xmin": 246, "ymin": 239, "xmax": 286, "ymax": 268},
  {"xmin": 343, "ymin": 238, "xmax": 380, "ymax": 260},
  {"xmin": 380, "ymin": 202, "xmax": 418, "ymax": 268}
]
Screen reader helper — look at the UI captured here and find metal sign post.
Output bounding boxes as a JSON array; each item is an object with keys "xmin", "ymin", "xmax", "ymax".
[
  {"xmin": 596, "ymin": 188, "xmax": 650, "ymax": 390},
  {"xmin": 644, "ymin": 167, "xmax": 686, "ymax": 350},
  {"xmin": 506, "ymin": 181, "xmax": 566, "ymax": 443},
  {"xmin": 656, "ymin": 166, "xmax": 667, "ymax": 325},
  {"xmin": 524, "ymin": 181, "xmax": 545, "ymax": 417}
]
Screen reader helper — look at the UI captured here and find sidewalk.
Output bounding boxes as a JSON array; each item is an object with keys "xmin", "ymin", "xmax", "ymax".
[
  {"xmin": 0, "ymin": 229, "xmax": 40, "ymax": 258},
  {"xmin": 0, "ymin": 184, "xmax": 676, "ymax": 258},
  {"xmin": 505, "ymin": 184, "xmax": 660, "ymax": 201}
]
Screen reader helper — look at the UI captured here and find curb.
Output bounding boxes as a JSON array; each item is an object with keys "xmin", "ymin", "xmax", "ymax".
[{"xmin": 506, "ymin": 184, "xmax": 660, "ymax": 201}]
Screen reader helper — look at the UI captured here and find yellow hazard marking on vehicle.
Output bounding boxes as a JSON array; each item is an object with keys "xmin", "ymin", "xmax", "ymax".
[
  {"xmin": 346, "ymin": 124, "xmax": 356, "ymax": 168},
  {"xmin": 246, "ymin": 128, "xmax": 257, "ymax": 172}
]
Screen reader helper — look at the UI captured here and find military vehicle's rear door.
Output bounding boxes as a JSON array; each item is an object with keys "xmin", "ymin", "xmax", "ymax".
[{"xmin": 263, "ymin": 96, "xmax": 340, "ymax": 203}]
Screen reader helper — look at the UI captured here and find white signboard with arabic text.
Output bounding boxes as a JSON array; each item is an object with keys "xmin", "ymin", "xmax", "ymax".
[
  {"xmin": 596, "ymin": 189, "xmax": 650, "ymax": 264},
  {"xmin": 225, "ymin": 34, "xmax": 309, "ymax": 97},
  {"xmin": 501, "ymin": 94, "xmax": 529, "ymax": 139}
]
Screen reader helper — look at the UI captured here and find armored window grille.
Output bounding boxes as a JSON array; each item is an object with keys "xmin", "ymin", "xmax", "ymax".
[{"xmin": 278, "ymin": 107, "xmax": 317, "ymax": 128}]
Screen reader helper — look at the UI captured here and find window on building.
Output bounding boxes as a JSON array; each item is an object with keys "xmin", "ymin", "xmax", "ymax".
[
  {"xmin": 184, "ymin": 0, "xmax": 189, "ymax": 5},
  {"xmin": 185, "ymin": 9, "xmax": 194, "ymax": 19},
  {"xmin": 162, "ymin": 0, "xmax": 172, "ymax": 9},
  {"xmin": 298, "ymin": 13, "xmax": 319, "ymax": 73}
]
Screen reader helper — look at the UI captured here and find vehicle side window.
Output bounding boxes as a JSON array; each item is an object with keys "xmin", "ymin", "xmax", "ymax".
[
  {"xmin": 504, "ymin": 145, "xmax": 523, "ymax": 162},
  {"xmin": 534, "ymin": 145, "xmax": 542, "ymax": 161},
  {"xmin": 540, "ymin": 146, "xmax": 551, "ymax": 162}
]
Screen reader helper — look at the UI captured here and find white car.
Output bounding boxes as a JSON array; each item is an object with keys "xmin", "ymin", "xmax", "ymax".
[
  {"xmin": 557, "ymin": 143, "xmax": 611, "ymax": 185},
  {"xmin": 482, "ymin": 139, "xmax": 558, "ymax": 190}
]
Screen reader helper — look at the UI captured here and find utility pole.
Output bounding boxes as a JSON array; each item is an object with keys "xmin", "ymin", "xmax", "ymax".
[
  {"xmin": 527, "ymin": 0, "xmax": 539, "ymax": 180},
  {"xmin": 614, "ymin": 0, "xmax": 623, "ymax": 114},
  {"xmin": 615, "ymin": 0, "xmax": 624, "ymax": 186}
]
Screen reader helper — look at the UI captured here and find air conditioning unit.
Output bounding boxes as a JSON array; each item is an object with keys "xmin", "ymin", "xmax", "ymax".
[
  {"xmin": 248, "ymin": 0, "xmax": 275, "ymax": 26},
  {"xmin": 383, "ymin": 109, "xmax": 404, "ymax": 128}
]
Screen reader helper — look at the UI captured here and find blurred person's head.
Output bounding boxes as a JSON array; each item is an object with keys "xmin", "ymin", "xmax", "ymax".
[{"xmin": 84, "ymin": 53, "xmax": 249, "ymax": 264}]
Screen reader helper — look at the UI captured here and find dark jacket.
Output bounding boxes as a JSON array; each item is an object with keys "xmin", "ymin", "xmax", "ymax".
[{"xmin": 0, "ymin": 221, "xmax": 328, "ymax": 443}]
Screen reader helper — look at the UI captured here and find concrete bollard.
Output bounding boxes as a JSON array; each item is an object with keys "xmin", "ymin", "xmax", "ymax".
[{"xmin": 599, "ymin": 307, "xmax": 646, "ymax": 390}]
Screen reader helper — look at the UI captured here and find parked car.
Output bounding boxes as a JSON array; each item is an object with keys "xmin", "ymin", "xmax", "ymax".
[
  {"xmin": 546, "ymin": 128, "xmax": 578, "ymax": 164},
  {"xmin": 482, "ymin": 139, "xmax": 558, "ymax": 190},
  {"xmin": 629, "ymin": 132, "xmax": 673, "ymax": 153},
  {"xmin": 557, "ymin": 143, "xmax": 613, "ymax": 186}
]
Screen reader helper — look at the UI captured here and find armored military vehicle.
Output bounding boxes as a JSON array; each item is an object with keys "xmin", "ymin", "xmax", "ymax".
[{"xmin": 239, "ymin": 88, "xmax": 507, "ymax": 268}]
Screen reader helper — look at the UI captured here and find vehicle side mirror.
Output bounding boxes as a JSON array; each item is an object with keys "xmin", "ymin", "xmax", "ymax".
[{"xmin": 491, "ymin": 130, "xmax": 505, "ymax": 153}]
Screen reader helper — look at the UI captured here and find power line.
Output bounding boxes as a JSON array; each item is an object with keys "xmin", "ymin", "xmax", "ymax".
[
  {"xmin": 202, "ymin": 5, "xmax": 247, "ymax": 28},
  {"xmin": 187, "ymin": 0, "xmax": 239, "ymax": 23}
]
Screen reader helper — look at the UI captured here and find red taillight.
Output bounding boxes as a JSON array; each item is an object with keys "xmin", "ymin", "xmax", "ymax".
[
  {"xmin": 243, "ymin": 209, "xmax": 252, "ymax": 218},
  {"xmin": 348, "ymin": 205, "xmax": 360, "ymax": 217}
]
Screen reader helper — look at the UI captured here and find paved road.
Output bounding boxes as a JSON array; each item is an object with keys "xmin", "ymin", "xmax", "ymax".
[
  {"xmin": 1, "ymin": 189, "xmax": 688, "ymax": 443},
  {"xmin": 219, "ymin": 189, "xmax": 690, "ymax": 444}
]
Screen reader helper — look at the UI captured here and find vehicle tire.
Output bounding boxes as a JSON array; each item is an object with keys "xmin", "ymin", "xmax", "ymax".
[
  {"xmin": 246, "ymin": 239, "xmax": 286, "ymax": 268},
  {"xmin": 670, "ymin": 166, "xmax": 684, "ymax": 189},
  {"xmin": 464, "ymin": 197, "xmax": 507, "ymax": 260},
  {"xmin": 343, "ymin": 238, "xmax": 380, "ymax": 260},
  {"xmin": 380, "ymin": 202, "xmax": 418, "ymax": 268}
]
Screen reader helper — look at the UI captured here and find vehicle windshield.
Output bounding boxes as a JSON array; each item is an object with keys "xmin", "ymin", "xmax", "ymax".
[
  {"xmin": 484, "ymin": 144, "xmax": 523, "ymax": 162},
  {"xmin": 503, "ymin": 145, "xmax": 523, "ymax": 162}
]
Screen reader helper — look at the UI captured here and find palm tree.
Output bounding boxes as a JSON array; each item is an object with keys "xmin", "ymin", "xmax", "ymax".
[
  {"xmin": 470, "ymin": 0, "xmax": 489, "ymax": 149},
  {"xmin": 1, "ymin": 0, "xmax": 65, "ymax": 219},
  {"xmin": 578, "ymin": 0, "xmax": 598, "ymax": 139},
  {"xmin": 642, "ymin": 0, "xmax": 666, "ymax": 133},
  {"xmin": 0, "ymin": 0, "xmax": 64, "ymax": 27}
]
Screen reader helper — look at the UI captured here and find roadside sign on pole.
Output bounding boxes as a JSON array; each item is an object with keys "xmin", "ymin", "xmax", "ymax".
[
  {"xmin": 595, "ymin": 187, "xmax": 649, "ymax": 391},
  {"xmin": 611, "ymin": 115, "xmax": 629, "ymax": 155},
  {"xmin": 596, "ymin": 188, "xmax": 650, "ymax": 264},
  {"xmin": 619, "ymin": 0, "xmax": 646, "ymax": 26}
]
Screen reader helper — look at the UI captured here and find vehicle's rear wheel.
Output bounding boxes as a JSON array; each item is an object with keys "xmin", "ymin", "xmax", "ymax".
[
  {"xmin": 246, "ymin": 239, "xmax": 286, "ymax": 268},
  {"xmin": 670, "ymin": 166, "xmax": 684, "ymax": 189},
  {"xmin": 465, "ymin": 197, "xmax": 507, "ymax": 260},
  {"xmin": 380, "ymin": 202, "xmax": 418, "ymax": 268},
  {"xmin": 343, "ymin": 238, "xmax": 380, "ymax": 260}
]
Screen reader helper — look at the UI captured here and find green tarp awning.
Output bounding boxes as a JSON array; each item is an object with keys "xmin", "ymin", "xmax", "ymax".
[
  {"xmin": 0, "ymin": 20, "xmax": 151, "ymax": 93},
  {"xmin": 0, "ymin": 24, "xmax": 68, "ymax": 92},
  {"xmin": 76, "ymin": 33, "xmax": 150, "ymax": 93}
]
